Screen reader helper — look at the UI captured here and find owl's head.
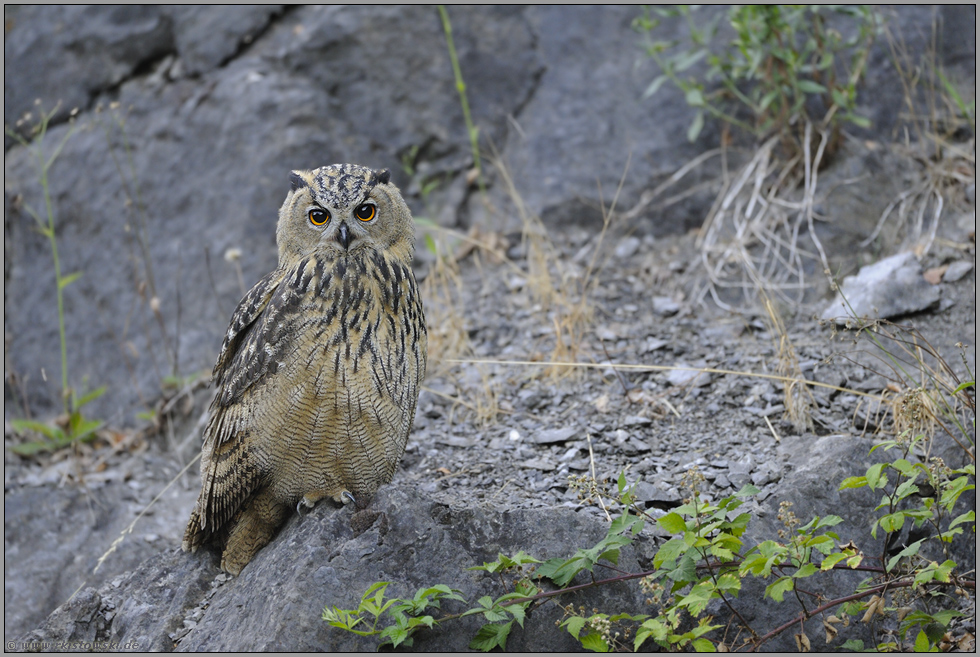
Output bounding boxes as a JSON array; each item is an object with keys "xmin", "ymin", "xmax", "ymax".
[{"xmin": 276, "ymin": 164, "xmax": 415, "ymax": 266}]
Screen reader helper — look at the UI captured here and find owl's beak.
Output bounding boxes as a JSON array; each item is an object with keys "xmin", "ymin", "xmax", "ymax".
[{"xmin": 336, "ymin": 222, "xmax": 351, "ymax": 250}]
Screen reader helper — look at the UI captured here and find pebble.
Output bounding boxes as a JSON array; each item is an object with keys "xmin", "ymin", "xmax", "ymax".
[
  {"xmin": 666, "ymin": 361, "xmax": 712, "ymax": 388},
  {"xmin": 944, "ymin": 260, "xmax": 973, "ymax": 282},
  {"xmin": 532, "ymin": 427, "xmax": 578, "ymax": 444},
  {"xmin": 614, "ymin": 236, "xmax": 641, "ymax": 259},
  {"xmin": 652, "ymin": 296, "xmax": 681, "ymax": 316}
]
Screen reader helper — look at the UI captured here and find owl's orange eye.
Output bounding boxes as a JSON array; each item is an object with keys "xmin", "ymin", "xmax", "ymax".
[
  {"xmin": 309, "ymin": 208, "xmax": 330, "ymax": 226},
  {"xmin": 354, "ymin": 203, "xmax": 376, "ymax": 222}
]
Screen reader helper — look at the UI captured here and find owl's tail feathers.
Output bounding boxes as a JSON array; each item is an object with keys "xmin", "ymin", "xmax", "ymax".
[{"xmin": 182, "ymin": 505, "xmax": 208, "ymax": 552}]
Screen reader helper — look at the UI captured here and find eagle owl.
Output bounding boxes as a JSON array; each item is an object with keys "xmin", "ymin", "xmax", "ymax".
[{"xmin": 183, "ymin": 164, "xmax": 426, "ymax": 575}]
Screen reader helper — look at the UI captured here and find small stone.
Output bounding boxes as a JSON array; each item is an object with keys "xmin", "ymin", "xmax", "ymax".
[
  {"xmin": 622, "ymin": 415, "xmax": 652, "ymax": 427},
  {"xmin": 532, "ymin": 427, "xmax": 578, "ymax": 444},
  {"xmin": 614, "ymin": 236, "xmax": 641, "ymax": 259},
  {"xmin": 666, "ymin": 362, "xmax": 711, "ymax": 388},
  {"xmin": 596, "ymin": 326, "xmax": 618, "ymax": 341},
  {"xmin": 437, "ymin": 435, "xmax": 476, "ymax": 448},
  {"xmin": 521, "ymin": 458, "xmax": 556, "ymax": 471},
  {"xmin": 643, "ymin": 337, "xmax": 668, "ymax": 353},
  {"xmin": 943, "ymin": 260, "xmax": 973, "ymax": 282},
  {"xmin": 652, "ymin": 296, "xmax": 680, "ymax": 316}
]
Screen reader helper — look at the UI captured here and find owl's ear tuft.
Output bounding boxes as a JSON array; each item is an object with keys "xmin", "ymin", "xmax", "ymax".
[
  {"xmin": 375, "ymin": 169, "xmax": 391, "ymax": 185},
  {"xmin": 289, "ymin": 171, "xmax": 309, "ymax": 191}
]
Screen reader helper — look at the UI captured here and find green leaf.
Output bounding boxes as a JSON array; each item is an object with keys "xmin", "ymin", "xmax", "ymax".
[
  {"xmin": 878, "ymin": 511, "xmax": 906, "ymax": 534},
  {"xmin": 845, "ymin": 113, "xmax": 871, "ymax": 128},
  {"xmin": 913, "ymin": 630, "xmax": 931, "ymax": 652},
  {"xmin": 562, "ymin": 616, "xmax": 587, "ymax": 638},
  {"xmin": 793, "ymin": 563, "xmax": 818, "ymax": 578},
  {"xmin": 715, "ymin": 572, "xmax": 741, "ymax": 592},
  {"xmin": 609, "ymin": 511, "xmax": 643, "ymax": 537},
  {"xmin": 535, "ymin": 557, "xmax": 580, "ymax": 587},
  {"xmin": 11, "ymin": 419, "xmax": 63, "ymax": 441},
  {"xmin": 685, "ymin": 88, "xmax": 705, "ymax": 107},
  {"xmin": 764, "ymin": 576, "xmax": 794, "ymax": 602},
  {"xmin": 653, "ymin": 537, "xmax": 687, "ymax": 569},
  {"xmin": 820, "ymin": 552, "xmax": 848, "ymax": 571},
  {"xmin": 469, "ymin": 621, "xmax": 513, "ymax": 652},
  {"xmin": 839, "ymin": 475, "xmax": 867, "ymax": 490},
  {"xmin": 58, "ymin": 271, "xmax": 83, "ymax": 289},
  {"xmin": 692, "ymin": 637, "xmax": 716, "ymax": 652},
  {"xmin": 893, "ymin": 478, "xmax": 920, "ymax": 501},
  {"xmin": 658, "ymin": 512, "xmax": 688, "ymax": 534},
  {"xmin": 678, "ymin": 581, "xmax": 716, "ymax": 616},
  {"xmin": 675, "ymin": 48, "xmax": 708, "ymax": 72},
  {"xmin": 642, "ymin": 75, "xmax": 669, "ymax": 99},
  {"xmin": 949, "ymin": 510, "xmax": 975, "ymax": 529},
  {"xmin": 796, "ymin": 79, "xmax": 827, "ymax": 94},
  {"xmin": 74, "ymin": 386, "xmax": 106, "ymax": 409},
  {"xmin": 865, "ymin": 463, "xmax": 886, "ymax": 490},
  {"xmin": 636, "ymin": 618, "xmax": 670, "ymax": 650},
  {"xmin": 580, "ymin": 631, "xmax": 610, "ymax": 652}
]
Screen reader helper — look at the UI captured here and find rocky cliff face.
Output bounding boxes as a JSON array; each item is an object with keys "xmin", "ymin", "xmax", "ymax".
[{"xmin": 6, "ymin": 6, "xmax": 970, "ymax": 422}]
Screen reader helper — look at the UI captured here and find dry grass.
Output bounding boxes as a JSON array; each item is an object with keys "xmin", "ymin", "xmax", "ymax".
[
  {"xmin": 760, "ymin": 293, "xmax": 816, "ymax": 433},
  {"xmin": 846, "ymin": 319, "xmax": 975, "ymax": 460},
  {"xmin": 694, "ymin": 121, "xmax": 845, "ymax": 310},
  {"xmin": 491, "ymin": 154, "xmax": 626, "ymax": 380},
  {"xmin": 859, "ymin": 21, "xmax": 976, "ymax": 256}
]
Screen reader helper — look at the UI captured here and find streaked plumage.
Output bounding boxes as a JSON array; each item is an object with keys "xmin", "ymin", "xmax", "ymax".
[{"xmin": 183, "ymin": 164, "xmax": 426, "ymax": 574}]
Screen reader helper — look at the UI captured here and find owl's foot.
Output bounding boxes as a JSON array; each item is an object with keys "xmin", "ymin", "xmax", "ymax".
[
  {"xmin": 296, "ymin": 489, "xmax": 355, "ymax": 514},
  {"xmin": 296, "ymin": 497, "xmax": 315, "ymax": 515}
]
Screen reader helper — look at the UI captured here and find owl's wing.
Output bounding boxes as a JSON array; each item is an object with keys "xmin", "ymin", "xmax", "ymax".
[
  {"xmin": 211, "ymin": 268, "xmax": 290, "ymax": 404},
  {"xmin": 185, "ymin": 268, "xmax": 288, "ymax": 545}
]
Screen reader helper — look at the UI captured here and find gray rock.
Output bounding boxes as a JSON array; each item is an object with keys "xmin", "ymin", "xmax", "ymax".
[
  {"xmin": 643, "ymin": 337, "xmax": 668, "ymax": 353},
  {"xmin": 531, "ymin": 426, "xmax": 578, "ymax": 444},
  {"xmin": 170, "ymin": 6, "xmax": 283, "ymax": 76},
  {"xmin": 943, "ymin": 260, "xmax": 974, "ymax": 282},
  {"xmin": 614, "ymin": 236, "xmax": 641, "ymax": 259},
  {"xmin": 666, "ymin": 361, "xmax": 711, "ymax": 388},
  {"xmin": 4, "ymin": 6, "xmax": 173, "ymax": 134},
  {"xmin": 652, "ymin": 296, "xmax": 681, "ymax": 316},
  {"xmin": 822, "ymin": 252, "xmax": 941, "ymax": 324},
  {"xmin": 4, "ymin": 478, "xmax": 194, "ymax": 643},
  {"xmin": 19, "ymin": 486, "xmax": 649, "ymax": 652}
]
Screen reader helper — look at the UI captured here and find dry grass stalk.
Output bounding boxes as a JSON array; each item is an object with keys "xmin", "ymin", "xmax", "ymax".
[
  {"xmin": 419, "ymin": 231, "xmax": 471, "ymax": 379},
  {"xmin": 761, "ymin": 294, "xmax": 815, "ymax": 432},
  {"xmin": 491, "ymin": 155, "xmax": 610, "ymax": 380},
  {"xmin": 694, "ymin": 119, "xmax": 847, "ymax": 310}
]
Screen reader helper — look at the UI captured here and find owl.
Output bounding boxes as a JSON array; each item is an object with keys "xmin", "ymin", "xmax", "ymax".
[{"xmin": 182, "ymin": 164, "xmax": 426, "ymax": 575}]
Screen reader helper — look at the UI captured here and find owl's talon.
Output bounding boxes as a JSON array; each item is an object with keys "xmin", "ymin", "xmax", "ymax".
[
  {"xmin": 342, "ymin": 491, "xmax": 356, "ymax": 505},
  {"xmin": 297, "ymin": 497, "xmax": 317, "ymax": 515}
]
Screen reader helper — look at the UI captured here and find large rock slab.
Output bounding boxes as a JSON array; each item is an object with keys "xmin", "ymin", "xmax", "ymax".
[{"xmin": 17, "ymin": 485, "xmax": 649, "ymax": 651}]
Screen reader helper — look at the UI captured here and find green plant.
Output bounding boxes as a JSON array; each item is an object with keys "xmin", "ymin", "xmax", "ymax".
[
  {"xmin": 634, "ymin": 5, "xmax": 878, "ymax": 150},
  {"xmin": 325, "ymin": 440, "xmax": 974, "ymax": 651},
  {"xmin": 6, "ymin": 103, "xmax": 107, "ymax": 455},
  {"xmin": 437, "ymin": 5, "xmax": 485, "ymax": 194}
]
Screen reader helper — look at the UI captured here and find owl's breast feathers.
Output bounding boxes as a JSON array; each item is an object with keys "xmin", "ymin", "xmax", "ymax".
[{"xmin": 210, "ymin": 250, "xmax": 426, "ymax": 438}]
